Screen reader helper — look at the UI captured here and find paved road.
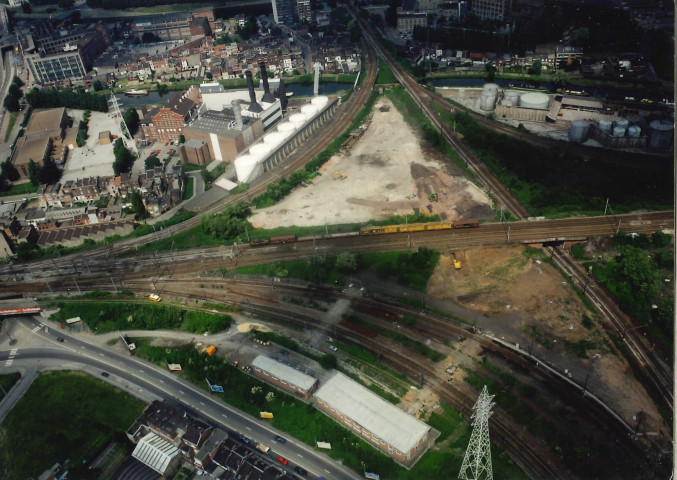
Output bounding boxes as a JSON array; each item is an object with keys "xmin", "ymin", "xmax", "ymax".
[{"xmin": 0, "ymin": 316, "xmax": 360, "ymax": 480}]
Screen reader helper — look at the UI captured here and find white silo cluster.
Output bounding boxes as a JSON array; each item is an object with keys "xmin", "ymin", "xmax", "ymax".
[
  {"xmin": 612, "ymin": 118, "xmax": 629, "ymax": 137},
  {"xmin": 480, "ymin": 83, "xmax": 499, "ymax": 111},
  {"xmin": 594, "ymin": 118, "xmax": 640, "ymax": 138},
  {"xmin": 597, "ymin": 119, "xmax": 613, "ymax": 133},
  {"xmin": 568, "ymin": 119, "xmax": 591, "ymax": 143},
  {"xmin": 519, "ymin": 92, "xmax": 550, "ymax": 110},
  {"xmin": 234, "ymin": 96, "xmax": 331, "ymax": 183}
]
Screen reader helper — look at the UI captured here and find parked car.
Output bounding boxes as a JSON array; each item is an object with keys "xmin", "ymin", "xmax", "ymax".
[
  {"xmin": 329, "ymin": 345, "xmax": 338, "ymax": 352},
  {"xmin": 274, "ymin": 435, "xmax": 286, "ymax": 444},
  {"xmin": 101, "ymin": 372, "xmax": 110, "ymax": 377},
  {"xmin": 277, "ymin": 456, "xmax": 288, "ymax": 465},
  {"xmin": 239, "ymin": 434, "xmax": 250, "ymax": 444},
  {"xmin": 280, "ymin": 349, "xmax": 289, "ymax": 355},
  {"xmin": 56, "ymin": 337, "xmax": 64, "ymax": 342},
  {"xmin": 294, "ymin": 466, "xmax": 307, "ymax": 476}
]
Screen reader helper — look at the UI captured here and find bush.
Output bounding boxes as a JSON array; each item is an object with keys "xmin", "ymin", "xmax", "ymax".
[
  {"xmin": 319, "ymin": 353, "xmax": 338, "ymax": 370},
  {"xmin": 570, "ymin": 243, "xmax": 585, "ymax": 260}
]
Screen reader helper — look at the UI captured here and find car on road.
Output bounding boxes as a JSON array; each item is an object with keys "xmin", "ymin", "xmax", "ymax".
[
  {"xmin": 274, "ymin": 435, "xmax": 286, "ymax": 444},
  {"xmin": 277, "ymin": 456, "xmax": 288, "ymax": 465},
  {"xmin": 280, "ymin": 349, "xmax": 289, "ymax": 355},
  {"xmin": 294, "ymin": 466, "xmax": 307, "ymax": 476},
  {"xmin": 238, "ymin": 434, "xmax": 250, "ymax": 444},
  {"xmin": 329, "ymin": 345, "xmax": 338, "ymax": 352},
  {"xmin": 101, "ymin": 372, "xmax": 109, "ymax": 377},
  {"xmin": 56, "ymin": 337, "xmax": 64, "ymax": 342}
]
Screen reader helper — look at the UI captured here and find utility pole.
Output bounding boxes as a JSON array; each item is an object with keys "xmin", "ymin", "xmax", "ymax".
[
  {"xmin": 459, "ymin": 386, "xmax": 495, "ymax": 480},
  {"xmin": 72, "ymin": 277, "xmax": 81, "ymax": 295},
  {"xmin": 603, "ymin": 198, "xmax": 609, "ymax": 216},
  {"xmin": 110, "ymin": 276, "xmax": 118, "ymax": 293},
  {"xmin": 582, "ymin": 373, "xmax": 590, "ymax": 396}
]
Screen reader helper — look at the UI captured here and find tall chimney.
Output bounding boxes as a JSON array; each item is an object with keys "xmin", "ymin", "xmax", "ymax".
[
  {"xmin": 245, "ymin": 70, "xmax": 262, "ymax": 113},
  {"xmin": 277, "ymin": 78, "xmax": 288, "ymax": 111},
  {"xmin": 232, "ymin": 99, "xmax": 243, "ymax": 129},
  {"xmin": 313, "ymin": 62, "xmax": 321, "ymax": 97},
  {"xmin": 258, "ymin": 61, "xmax": 276, "ymax": 104}
]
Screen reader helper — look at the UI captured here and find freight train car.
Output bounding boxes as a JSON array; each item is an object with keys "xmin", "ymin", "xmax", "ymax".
[
  {"xmin": 360, "ymin": 222, "xmax": 454, "ymax": 235},
  {"xmin": 250, "ymin": 235, "xmax": 298, "ymax": 247}
]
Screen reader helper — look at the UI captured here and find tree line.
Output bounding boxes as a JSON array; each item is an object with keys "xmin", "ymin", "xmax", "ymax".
[{"xmin": 25, "ymin": 88, "xmax": 108, "ymax": 112}]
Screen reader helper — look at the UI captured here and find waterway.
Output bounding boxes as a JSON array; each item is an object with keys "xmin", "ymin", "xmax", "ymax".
[
  {"xmin": 429, "ymin": 77, "xmax": 673, "ymax": 103},
  {"xmin": 116, "ymin": 82, "xmax": 351, "ymax": 107}
]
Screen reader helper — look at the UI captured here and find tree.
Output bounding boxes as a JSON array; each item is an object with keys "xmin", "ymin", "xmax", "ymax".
[
  {"xmin": 142, "ymin": 32, "xmax": 158, "ymax": 44},
  {"xmin": 205, "ymin": 72, "xmax": 213, "ymax": 80},
  {"xmin": 336, "ymin": 251, "xmax": 358, "ymax": 273},
  {"xmin": 528, "ymin": 59, "xmax": 542, "ymax": 76},
  {"xmin": 92, "ymin": 80, "xmax": 105, "ymax": 91},
  {"xmin": 144, "ymin": 156, "xmax": 161, "ymax": 171},
  {"xmin": 178, "ymin": 134, "xmax": 185, "ymax": 144},
  {"xmin": 1, "ymin": 159, "xmax": 19, "ymax": 182},
  {"xmin": 38, "ymin": 159, "xmax": 62, "ymax": 185},
  {"xmin": 27, "ymin": 160, "xmax": 40, "ymax": 186},
  {"xmin": 265, "ymin": 392, "xmax": 275, "ymax": 403},
  {"xmin": 123, "ymin": 107, "xmax": 139, "ymax": 135},
  {"xmin": 319, "ymin": 354, "xmax": 337, "ymax": 370},
  {"xmin": 157, "ymin": 83, "xmax": 169, "ymax": 97},
  {"xmin": 130, "ymin": 191, "xmax": 149, "ymax": 220},
  {"xmin": 112, "ymin": 138, "xmax": 134, "ymax": 175},
  {"xmin": 485, "ymin": 61, "xmax": 496, "ymax": 82}
]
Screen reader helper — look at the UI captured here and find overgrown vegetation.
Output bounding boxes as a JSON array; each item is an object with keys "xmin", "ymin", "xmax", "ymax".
[
  {"xmin": 50, "ymin": 300, "xmax": 231, "ymax": 334},
  {"xmin": 376, "ymin": 59, "xmax": 397, "ymax": 84},
  {"xmin": 25, "ymin": 88, "xmax": 108, "ymax": 112},
  {"xmin": 0, "ymin": 371, "xmax": 145, "ymax": 480},
  {"xmin": 0, "ymin": 372, "xmax": 21, "ymax": 400}
]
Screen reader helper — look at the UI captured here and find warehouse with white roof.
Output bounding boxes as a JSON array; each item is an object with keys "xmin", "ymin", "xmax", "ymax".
[
  {"xmin": 313, "ymin": 372, "xmax": 432, "ymax": 466},
  {"xmin": 251, "ymin": 355, "xmax": 318, "ymax": 400}
]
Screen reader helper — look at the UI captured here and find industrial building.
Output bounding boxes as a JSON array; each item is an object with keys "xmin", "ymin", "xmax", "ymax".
[
  {"xmin": 314, "ymin": 372, "xmax": 432, "ymax": 467},
  {"xmin": 130, "ymin": 11, "xmax": 212, "ymax": 41},
  {"xmin": 250, "ymin": 355, "xmax": 318, "ymax": 400},
  {"xmin": 24, "ymin": 23, "xmax": 110, "ymax": 84},
  {"xmin": 140, "ymin": 89, "xmax": 200, "ymax": 143},
  {"xmin": 11, "ymin": 108, "xmax": 73, "ymax": 179}
]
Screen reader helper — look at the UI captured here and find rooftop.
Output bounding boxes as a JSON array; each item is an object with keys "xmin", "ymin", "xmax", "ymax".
[
  {"xmin": 13, "ymin": 135, "xmax": 50, "ymax": 166},
  {"xmin": 132, "ymin": 432, "xmax": 180, "ymax": 475},
  {"xmin": 26, "ymin": 108, "xmax": 65, "ymax": 137},
  {"xmin": 314, "ymin": 372, "xmax": 430, "ymax": 454},
  {"xmin": 251, "ymin": 355, "xmax": 318, "ymax": 392},
  {"xmin": 184, "ymin": 107, "xmax": 253, "ymax": 137}
]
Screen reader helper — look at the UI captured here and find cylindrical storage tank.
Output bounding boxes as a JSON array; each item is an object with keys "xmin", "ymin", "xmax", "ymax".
[
  {"xmin": 519, "ymin": 92, "xmax": 549, "ymax": 110},
  {"xmin": 264, "ymin": 132, "xmax": 287, "ymax": 146},
  {"xmin": 614, "ymin": 118, "xmax": 629, "ymax": 130},
  {"xmin": 504, "ymin": 90, "xmax": 521, "ymax": 104},
  {"xmin": 250, "ymin": 143, "xmax": 272, "ymax": 158},
  {"xmin": 612, "ymin": 126, "xmax": 626, "ymax": 137},
  {"xmin": 301, "ymin": 104, "xmax": 319, "ymax": 117},
  {"xmin": 278, "ymin": 122, "xmax": 297, "ymax": 134},
  {"xmin": 480, "ymin": 91, "xmax": 497, "ymax": 111},
  {"xmin": 234, "ymin": 154, "xmax": 262, "ymax": 183},
  {"xmin": 568, "ymin": 120, "xmax": 590, "ymax": 143},
  {"xmin": 289, "ymin": 113, "xmax": 307, "ymax": 126},
  {"xmin": 648, "ymin": 120, "xmax": 674, "ymax": 149},
  {"xmin": 482, "ymin": 83, "xmax": 500, "ymax": 94},
  {"xmin": 311, "ymin": 96, "xmax": 328, "ymax": 108},
  {"xmin": 597, "ymin": 119, "xmax": 613, "ymax": 133},
  {"xmin": 627, "ymin": 125, "xmax": 641, "ymax": 137}
]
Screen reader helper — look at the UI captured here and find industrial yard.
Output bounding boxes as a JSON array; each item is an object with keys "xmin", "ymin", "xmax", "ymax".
[{"xmin": 249, "ymin": 97, "xmax": 493, "ymax": 228}]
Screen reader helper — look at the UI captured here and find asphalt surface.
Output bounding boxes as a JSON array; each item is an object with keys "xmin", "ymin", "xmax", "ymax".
[{"xmin": 0, "ymin": 316, "xmax": 360, "ymax": 480}]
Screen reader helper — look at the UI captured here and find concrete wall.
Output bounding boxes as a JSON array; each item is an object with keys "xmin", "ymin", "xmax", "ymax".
[
  {"xmin": 180, "ymin": 142, "xmax": 211, "ymax": 165},
  {"xmin": 494, "ymin": 104, "xmax": 548, "ymax": 122},
  {"xmin": 588, "ymin": 125, "xmax": 647, "ymax": 149}
]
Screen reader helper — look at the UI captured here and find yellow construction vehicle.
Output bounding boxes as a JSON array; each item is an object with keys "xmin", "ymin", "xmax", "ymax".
[{"xmin": 450, "ymin": 251, "xmax": 461, "ymax": 270}]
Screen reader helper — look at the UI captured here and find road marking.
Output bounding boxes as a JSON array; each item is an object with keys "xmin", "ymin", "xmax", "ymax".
[
  {"xmin": 99, "ymin": 353, "xmax": 104, "ymax": 356},
  {"xmin": 200, "ymin": 402, "xmax": 205, "ymax": 406},
  {"xmin": 159, "ymin": 379, "xmax": 164, "ymax": 383},
  {"xmin": 9, "ymin": 349, "xmax": 17, "ymax": 356},
  {"xmin": 81, "ymin": 346, "xmax": 86, "ymax": 349},
  {"xmin": 222, "ymin": 414, "xmax": 228, "ymax": 418},
  {"xmin": 324, "ymin": 470, "xmax": 330, "ymax": 474},
  {"xmin": 179, "ymin": 390, "xmax": 185, "ymax": 394},
  {"xmin": 4, "ymin": 360, "xmax": 12, "ymax": 366},
  {"xmin": 139, "ymin": 370, "xmax": 144, "ymax": 373},
  {"xmin": 245, "ymin": 426, "xmax": 252, "ymax": 431},
  {"xmin": 297, "ymin": 453, "xmax": 303, "ymax": 458}
]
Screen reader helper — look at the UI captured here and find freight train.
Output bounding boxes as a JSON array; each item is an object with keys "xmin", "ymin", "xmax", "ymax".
[{"xmin": 248, "ymin": 220, "xmax": 479, "ymax": 247}]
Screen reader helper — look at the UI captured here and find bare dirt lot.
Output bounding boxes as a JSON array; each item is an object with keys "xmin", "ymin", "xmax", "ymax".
[
  {"xmin": 426, "ymin": 245, "xmax": 668, "ymax": 436},
  {"xmin": 250, "ymin": 97, "xmax": 493, "ymax": 228}
]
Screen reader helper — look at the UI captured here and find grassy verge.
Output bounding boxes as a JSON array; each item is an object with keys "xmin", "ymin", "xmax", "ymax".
[
  {"xmin": 0, "ymin": 371, "xmax": 146, "ymax": 480},
  {"xmin": 3, "ymin": 112, "xmax": 17, "ymax": 143},
  {"xmin": 376, "ymin": 58, "xmax": 397, "ymax": 84},
  {"xmin": 182, "ymin": 162, "xmax": 203, "ymax": 172},
  {"xmin": 48, "ymin": 298, "xmax": 232, "ymax": 334},
  {"xmin": 130, "ymin": 339, "xmax": 525, "ymax": 479},
  {"xmin": 0, "ymin": 181, "xmax": 38, "ymax": 197},
  {"xmin": 0, "ymin": 372, "xmax": 21, "ymax": 400},
  {"xmin": 182, "ymin": 176, "xmax": 194, "ymax": 200}
]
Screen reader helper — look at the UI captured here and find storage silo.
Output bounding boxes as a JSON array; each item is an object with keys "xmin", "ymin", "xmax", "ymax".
[
  {"xmin": 278, "ymin": 122, "xmax": 297, "ymax": 135},
  {"xmin": 615, "ymin": 118, "xmax": 629, "ymax": 130},
  {"xmin": 480, "ymin": 90, "xmax": 497, "ymax": 111},
  {"xmin": 301, "ymin": 104, "xmax": 319, "ymax": 117},
  {"xmin": 612, "ymin": 126, "xmax": 626, "ymax": 137},
  {"xmin": 264, "ymin": 131, "xmax": 287, "ymax": 147},
  {"xmin": 627, "ymin": 125, "xmax": 641, "ymax": 137},
  {"xmin": 503, "ymin": 90, "xmax": 521, "ymax": 106},
  {"xmin": 235, "ymin": 154, "xmax": 262, "ymax": 183},
  {"xmin": 597, "ymin": 119, "xmax": 613, "ymax": 133},
  {"xmin": 519, "ymin": 92, "xmax": 550, "ymax": 110},
  {"xmin": 483, "ymin": 83, "xmax": 500, "ymax": 93},
  {"xmin": 289, "ymin": 113, "xmax": 307, "ymax": 126},
  {"xmin": 311, "ymin": 96, "xmax": 329, "ymax": 108},
  {"xmin": 648, "ymin": 120, "xmax": 674, "ymax": 149},
  {"xmin": 568, "ymin": 120, "xmax": 590, "ymax": 143},
  {"xmin": 250, "ymin": 143, "xmax": 272, "ymax": 158}
]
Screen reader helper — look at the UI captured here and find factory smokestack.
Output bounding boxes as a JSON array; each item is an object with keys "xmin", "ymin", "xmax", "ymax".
[
  {"xmin": 277, "ymin": 78, "xmax": 288, "ymax": 111},
  {"xmin": 313, "ymin": 62, "xmax": 321, "ymax": 97},
  {"xmin": 232, "ymin": 99, "xmax": 243, "ymax": 129},
  {"xmin": 259, "ymin": 61, "xmax": 276, "ymax": 104},
  {"xmin": 245, "ymin": 70, "xmax": 263, "ymax": 113}
]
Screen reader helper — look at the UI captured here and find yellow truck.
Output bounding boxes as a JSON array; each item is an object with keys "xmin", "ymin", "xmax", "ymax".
[{"xmin": 450, "ymin": 251, "xmax": 462, "ymax": 270}]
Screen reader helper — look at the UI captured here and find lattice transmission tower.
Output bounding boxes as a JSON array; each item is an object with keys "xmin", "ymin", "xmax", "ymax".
[
  {"xmin": 108, "ymin": 90, "xmax": 137, "ymax": 154},
  {"xmin": 459, "ymin": 385, "xmax": 495, "ymax": 480}
]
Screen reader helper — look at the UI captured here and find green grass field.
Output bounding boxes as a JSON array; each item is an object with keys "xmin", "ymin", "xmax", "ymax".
[
  {"xmin": 182, "ymin": 176, "xmax": 194, "ymax": 200},
  {"xmin": 0, "ymin": 371, "xmax": 146, "ymax": 479},
  {"xmin": 4, "ymin": 111, "xmax": 17, "ymax": 143},
  {"xmin": 0, "ymin": 372, "xmax": 21, "ymax": 400},
  {"xmin": 0, "ymin": 181, "xmax": 38, "ymax": 197}
]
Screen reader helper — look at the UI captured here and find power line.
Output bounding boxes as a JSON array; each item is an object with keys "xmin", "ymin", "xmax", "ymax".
[{"xmin": 459, "ymin": 385, "xmax": 495, "ymax": 480}]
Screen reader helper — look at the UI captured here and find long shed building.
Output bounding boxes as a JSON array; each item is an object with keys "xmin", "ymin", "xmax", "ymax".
[
  {"xmin": 314, "ymin": 372, "xmax": 432, "ymax": 467},
  {"xmin": 251, "ymin": 355, "xmax": 318, "ymax": 400}
]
